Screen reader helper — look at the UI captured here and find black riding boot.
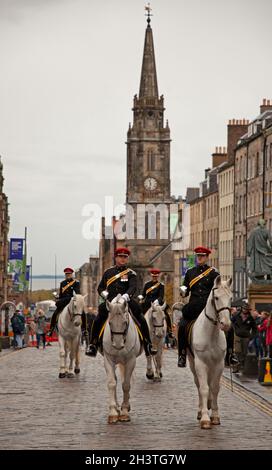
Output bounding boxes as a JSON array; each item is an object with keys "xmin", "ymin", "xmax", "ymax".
[
  {"xmin": 165, "ymin": 308, "xmax": 174, "ymax": 337},
  {"xmin": 86, "ymin": 303, "xmax": 108, "ymax": 357},
  {"xmin": 178, "ymin": 318, "xmax": 187, "ymax": 367},
  {"xmin": 48, "ymin": 308, "xmax": 61, "ymax": 336},
  {"xmin": 137, "ymin": 315, "xmax": 157, "ymax": 356}
]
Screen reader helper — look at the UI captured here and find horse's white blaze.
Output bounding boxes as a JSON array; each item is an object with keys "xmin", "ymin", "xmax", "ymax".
[
  {"xmin": 188, "ymin": 276, "xmax": 232, "ymax": 428},
  {"xmin": 145, "ymin": 303, "xmax": 167, "ymax": 380},
  {"xmin": 57, "ymin": 294, "xmax": 85, "ymax": 377},
  {"xmin": 103, "ymin": 294, "xmax": 142, "ymax": 422}
]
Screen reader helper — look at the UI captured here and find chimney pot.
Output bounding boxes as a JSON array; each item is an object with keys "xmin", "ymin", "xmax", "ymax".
[{"xmin": 263, "ymin": 98, "xmax": 267, "ymax": 105}]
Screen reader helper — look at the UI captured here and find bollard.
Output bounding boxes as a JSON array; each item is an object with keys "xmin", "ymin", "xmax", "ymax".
[
  {"xmin": 258, "ymin": 358, "xmax": 272, "ymax": 386},
  {"xmin": 243, "ymin": 352, "xmax": 258, "ymax": 377}
]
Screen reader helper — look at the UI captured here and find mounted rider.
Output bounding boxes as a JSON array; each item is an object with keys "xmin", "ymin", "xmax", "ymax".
[
  {"xmin": 178, "ymin": 246, "xmax": 220, "ymax": 367},
  {"xmin": 48, "ymin": 267, "xmax": 84, "ymax": 337},
  {"xmin": 85, "ymin": 247, "xmax": 157, "ymax": 358},
  {"xmin": 140, "ymin": 268, "xmax": 174, "ymax": 338}
]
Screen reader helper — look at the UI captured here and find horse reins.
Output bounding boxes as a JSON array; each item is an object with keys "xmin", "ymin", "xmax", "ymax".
[{"xmin": 204, "ymin": 287, "xmax": 231, "ymax": 326}]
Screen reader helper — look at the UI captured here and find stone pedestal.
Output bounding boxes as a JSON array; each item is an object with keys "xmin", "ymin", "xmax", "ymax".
[{"xmin": 248, "ymin": 283, "xmax": 272, "ymax": 311}]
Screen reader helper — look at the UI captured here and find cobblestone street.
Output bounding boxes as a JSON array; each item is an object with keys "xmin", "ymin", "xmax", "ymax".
[{"xmin": 0, "ymin": 344, "xmax": 271, "ymax": 450}]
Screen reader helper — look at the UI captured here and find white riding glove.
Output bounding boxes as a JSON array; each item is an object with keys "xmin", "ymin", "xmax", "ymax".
[
  {"xmin": 179, "ymin": 286, "xmax": 188, "ymax": 297},
  {"xmin": 153, "ymin": 299, "xmax": 159, "ymax": 306},
  {"xmin": 101, "ymin": 290, "xmax": 109, "ymax": 300},
  {"xmin": 122, "ymin": 293, "xmax": 130, "ymax": 302}
]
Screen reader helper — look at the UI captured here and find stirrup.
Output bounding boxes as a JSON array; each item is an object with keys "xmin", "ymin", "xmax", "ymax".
[
  {"xmin": 147, "ymin": 344, "xmax": 157, "ymax": 356},
  {"xmin": 85, "ymin": 344, "xmax": 97, "ymax": 357},
  {"xmin": 178, "ymin": 352, "xmax": 186, "ymax": 368}
]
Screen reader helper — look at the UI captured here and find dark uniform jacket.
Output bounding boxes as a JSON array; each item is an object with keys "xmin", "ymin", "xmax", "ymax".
[
  {"xmin": 56, "ymin": 278, "xmax": 81, "ymax": 308},
  {"xmin": 232, "ymin": 311, "xmax": 257, "ymax": 338},
  {"xmin": 142, "ymin": 281, "xmax": 164, "ymax": 312},
  {"xmin": 98, "ymin": 265, "xmax": 137, "ymax": 302},
  {"xmin": 181, "ymin": 264, "xmax": 220, "ymax": 320}
]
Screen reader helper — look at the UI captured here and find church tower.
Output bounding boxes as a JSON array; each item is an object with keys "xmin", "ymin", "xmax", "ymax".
[{"xmin": 123, "ymin": 9, "xmax": 174, "ymax": 296}]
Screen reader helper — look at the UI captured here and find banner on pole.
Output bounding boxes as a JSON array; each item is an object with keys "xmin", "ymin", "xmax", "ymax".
[{"xmin": 9, "ymin": 238, "xmax": 24, "ymax": 260}]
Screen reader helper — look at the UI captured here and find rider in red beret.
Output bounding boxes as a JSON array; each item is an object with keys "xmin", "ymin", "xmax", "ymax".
[
  {"xmin": 86, "ymin": 247, "xmax": 157, "ymax": 358},
  {"xmin": 140, "ymin": 268, "xmax": 174, "ymax": 338},
  {"xmin": 48, "ymin": 266, "xmax": 81, "ymax": 336},
  {"xmin": 178, "ymin": 246, "xmax": 220, "ymax": 367}
]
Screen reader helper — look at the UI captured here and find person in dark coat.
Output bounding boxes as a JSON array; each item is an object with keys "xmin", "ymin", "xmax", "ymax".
[
  {"xmin": 178, "ymin": 246, "xmax": 220, "ymax": 367},
  {"xmin": 140, "ymin": 268, "xmax": 173, "ymax": 337},
  {"xmin": 85, "ymin": 247, "xmax": 157, "ymax": 358},
  {"xmin": 48, "ymin": 267, "xmax": 81, "ymax": 336}
]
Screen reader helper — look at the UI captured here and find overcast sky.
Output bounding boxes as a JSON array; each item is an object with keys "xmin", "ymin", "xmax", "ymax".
[{"xmin": 1, "ymin": 0, "xmax": 272, "ymax": 275}]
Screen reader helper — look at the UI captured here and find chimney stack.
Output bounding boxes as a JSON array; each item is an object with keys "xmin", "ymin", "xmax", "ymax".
[
  {"xmin": 260, "ymin": 98, "xmax": 272, "ymax": 114},
  {"xmin": 227, "ymin": 119, "xmax": 249, "ymax": 164},
  {"xmin": 212, "ymin": 146, "xmax": 228, "ymax": 168}
]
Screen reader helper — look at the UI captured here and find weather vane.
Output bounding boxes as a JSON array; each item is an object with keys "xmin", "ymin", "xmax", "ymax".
[{"xmin": 145, "ymin": 3, "xmax": 153, "ymax": 26}]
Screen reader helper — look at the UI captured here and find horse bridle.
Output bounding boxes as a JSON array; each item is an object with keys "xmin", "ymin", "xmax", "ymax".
[
  {"xmin": 204, "ymin": 287, "xmax": 231, "ymax": 326},
  {"xmin": 68, "ymin": 298, "xmax": 82, "ymax": 322},
  {"xmin": 151, "ymin": 308, "xmax": 165, "ymax": 330},
  {"xmin": 109, "ymin": 311, "xmax": 129, "ymax": 344}
]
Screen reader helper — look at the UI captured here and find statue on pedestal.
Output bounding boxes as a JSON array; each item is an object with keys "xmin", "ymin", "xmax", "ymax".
[{"xmin": 247, "ymin": 219, "xmax": 272, "ymax": 282}]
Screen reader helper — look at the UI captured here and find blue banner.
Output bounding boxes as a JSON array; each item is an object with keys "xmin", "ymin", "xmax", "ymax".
[{"xmin": 9, "ymin": 238, "xmax": 24, "ymax": 260}]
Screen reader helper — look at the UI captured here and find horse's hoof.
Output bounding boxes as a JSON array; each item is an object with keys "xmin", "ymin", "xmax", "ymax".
[
  {"xmin": 159, "ymin": 372, "xmax": 163, "ymax": 378},
  {"xmin": 153, "ymin": 376, "xmax": 161, "ymax": 382},
  {"xmin": 211, "ymin": 416, "xmax": 220, "ymax": 425},
  {"xmin": 74, "ymin": 368, "xmax": 80, "ymax": 374},
  {"xmin": 201, "ymin": 420, "xmax": 212, "ymax": 430},
  {"xmin": 197, "ymin": 411, "xmax": 201, "ymax": 420},
  {"xmin": 108, "ymin": 415, "xmax": 119, "ymax": 424},
  {"xmin": 119, "ymin": 414, "xmax": 130, "ymax": 422},
  {"xmin": 58, "ymin": 373, "xmax": 66, "ymax": 379},
  {"xmin": 146, "ymin": 372, "xmax": 154, "ymax": 380},
  {"xmin": 67, "ymin": 373, "xmax": 74, "ymax": 378}
]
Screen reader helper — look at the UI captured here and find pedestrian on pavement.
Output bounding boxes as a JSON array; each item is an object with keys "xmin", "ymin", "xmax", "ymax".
[
  {"xmin": 35, "ymin": 309, "xmax": 47, "ymax": 349},
  {"xmin": 232, "ymin": 301, "xmax": 257, "ymax": 371},
  {"xmin": 258, "ymin": 311, "xmax": 272, "ymax": 358},
  {"xmin": 10, "ymin": 310, "xmax": 25, "ymax": 349}
]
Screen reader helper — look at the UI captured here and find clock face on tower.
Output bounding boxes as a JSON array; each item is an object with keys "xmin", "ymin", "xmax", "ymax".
[{"xmin": 144, "ymin": 177, "xmax": 158, "ymax": 191}]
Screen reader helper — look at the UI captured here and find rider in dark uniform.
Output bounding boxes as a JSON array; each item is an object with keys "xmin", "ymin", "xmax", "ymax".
[
  {"xmin": 140, "ymin": 268, "xmax": 173, "ymax": 337},
  {"xmin": 85, "ymin": 247, "xmax": 157, "ymax": 358},
  {"xmin": 48, "ymin": 267, "xmax": 84, "ymax": 336},
  {"xmin": 178, "ymin": 246, "xmax": 220, "ymax": 367}
]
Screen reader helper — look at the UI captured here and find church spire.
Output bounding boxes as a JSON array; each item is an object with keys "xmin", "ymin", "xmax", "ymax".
[{"xmin": 139, "ymin": 4, "xmax": 158, "ymax": 99}]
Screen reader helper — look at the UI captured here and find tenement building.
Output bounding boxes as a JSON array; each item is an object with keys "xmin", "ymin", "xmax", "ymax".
[{"xmin": 0, "ymin": 157, "xmax": 9, "ymax": 304}]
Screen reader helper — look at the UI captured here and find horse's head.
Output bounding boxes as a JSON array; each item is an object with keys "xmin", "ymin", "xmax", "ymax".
[
  {"xmin": 68, "ymin": 293, "xmax": 86, "ymax": 327},
  {"xmin": 150, "ymin": 302, "xmax": 166, "ymax": 338},
  {"xmin": 209, "ymin": 276, "xmax": 232, "ymax": 332},
  {"xmin": 106, "ymin": 294, "xmax": 129, "ymax": 350}
]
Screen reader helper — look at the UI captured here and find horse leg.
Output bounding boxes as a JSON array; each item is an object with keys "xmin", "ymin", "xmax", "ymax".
[
  {"xmin": 58, "ymin": 336, "xmax": 67, "ymax": 378},
  {"xmin": 210, "ymin": 361, "xmax": 224, "ymax": 425},
  {"xmin": 146, "ymin": 354, "xmax": 154, "ymax": 380},
  {"xmin": 67, "ymin": 339, "xmax": 77, "ymax": 377},
  {"xmin": 120, "ymin": 357, "xmax": 136, "ymax": 421},
  {"xmin": 195, "ymin": 357, "xmax": 211, "ymax": 429},
  {"xmin": 188, "ymin": 353, "xmax": 201, "ymax": 420},
  {"xmin": 104, "ymin": 356, "xmax": 119, "ymax": 424},
  {"xmin": 153, "ymin": 344, "xmax": 162, "ymax": 381},
  {"xmin": 74, "ymin": 338, "xmax": 81, "ymax": 374}
]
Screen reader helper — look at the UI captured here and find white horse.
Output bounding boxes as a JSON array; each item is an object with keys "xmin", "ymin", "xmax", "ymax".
[
  {"xmin": 187, "ymin": 276, "xmax": 232, "ymax": 429},
  {"xmin": 145, "ymin": 302, "xmax": 167, "ymax": 381},
  {"xmin": 102, "ymin": 294, "xmax": 142, "ymax": 424},
  {"xmin": 58, "ymin": 293, "xmax": 86, "ymax": 378}
]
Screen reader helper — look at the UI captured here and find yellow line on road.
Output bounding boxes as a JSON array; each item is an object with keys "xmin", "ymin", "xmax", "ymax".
[{"xmin": 221, "ymin": 376, "xmax": 272, "ymax": 418}]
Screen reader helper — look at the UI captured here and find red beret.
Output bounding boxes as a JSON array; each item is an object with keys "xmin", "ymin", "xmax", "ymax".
[
  {"xmin": 115, "ymin": 247, "xmax": 130, "ymax": 256},
  {"xmin": 64, "ymin": 267, "xmax": 74, "ymax": 273},
  {"xmin": 194, "ymin": 246, "xmax": 211, "ymax": 255},
  {"xmin": 150, "ymin": 268, "xmax": 161, "ymax": 274}
]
